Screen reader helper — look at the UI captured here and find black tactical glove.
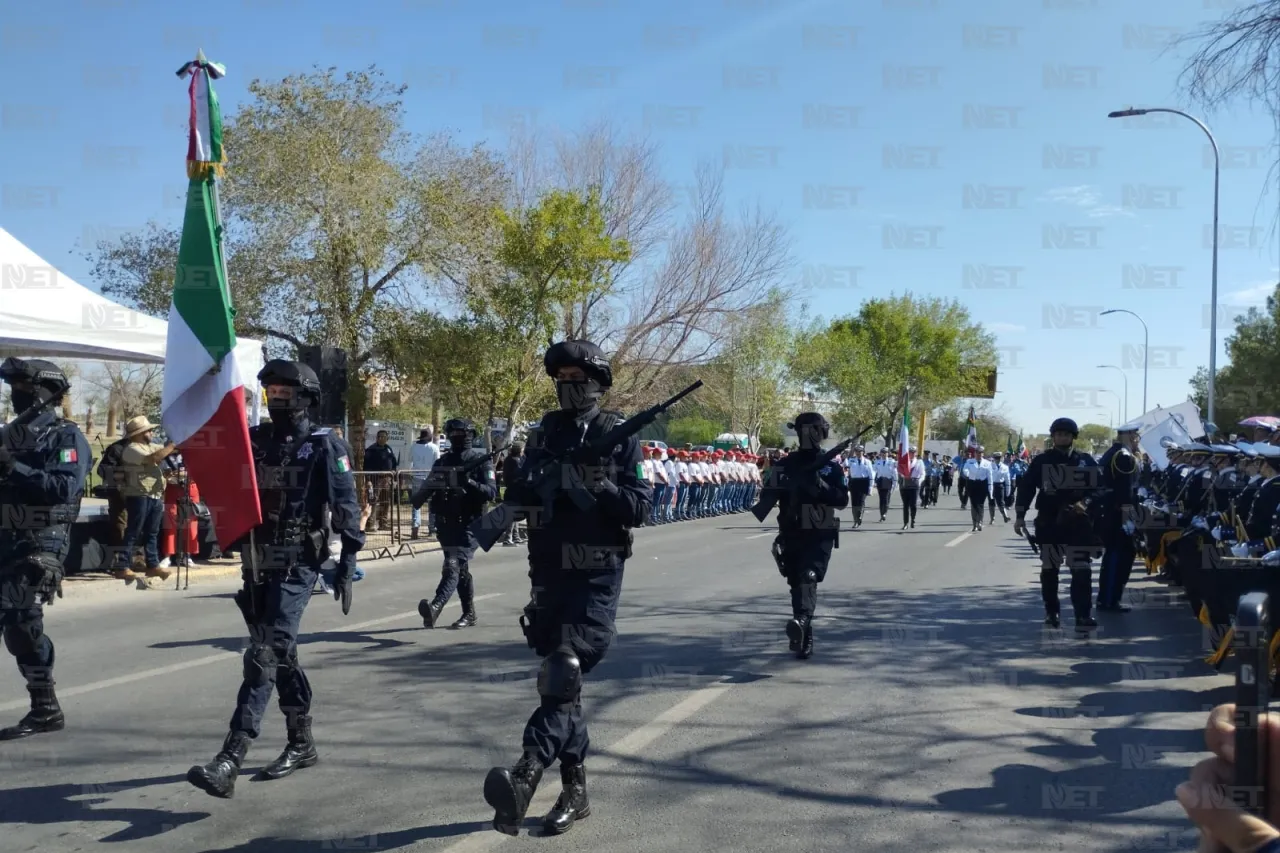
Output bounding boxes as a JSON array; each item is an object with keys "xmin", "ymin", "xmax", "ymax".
[
  {"xmin": 0, "ymin": 445, "xmax": 13, "ymax": 477},
  {"xmin": 333, "ymin": 558, "xmax": 354, "ymax": 615}
]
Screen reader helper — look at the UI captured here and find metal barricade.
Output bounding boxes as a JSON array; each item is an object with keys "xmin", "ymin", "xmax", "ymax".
[
  {"xmin": 353, "ymin": 471, "xmax": 400, "ymax": 560},
  {"xmin": 395, "ymin": 469, "xmax": 437, "ymax": 557}
]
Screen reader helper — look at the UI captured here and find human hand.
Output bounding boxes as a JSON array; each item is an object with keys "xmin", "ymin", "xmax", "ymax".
[{"xmin": 1176, "ymin": 704, "xmax": 1280, "ymax": 853}]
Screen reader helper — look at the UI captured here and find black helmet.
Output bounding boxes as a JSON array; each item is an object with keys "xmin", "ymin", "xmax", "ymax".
[
  {"xmin": 444, "ymin": 417, "xmax": 475, "ymax": 436},
  {"xmin": 789, "ymin": 411, "xmax": 830, "ymax": 439},
  {"xmin": 0, "ymin": 357, "xmax": 70, "ymax": 398},
  {"xmin": 257, "ymin": 359, "xmax": 321, "ymax": 399},
  {"xmin": 1049, "ymin": 417, "xmax": 1079, "ymax": 437},
  {"xmin": 544, "ymin": 340, "xmax": 613, "ymax": 389}
]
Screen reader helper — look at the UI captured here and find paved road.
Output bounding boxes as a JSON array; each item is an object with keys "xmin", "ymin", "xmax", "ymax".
[{"xmin": 1, "ymin": 496, "xmax": 1221, "ymax": 852}]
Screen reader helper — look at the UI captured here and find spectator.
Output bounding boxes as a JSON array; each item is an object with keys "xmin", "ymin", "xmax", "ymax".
[
  {"xmin": 158, "ymin": 453, "xmax": 200, "ymax": 570},
  {"xmin": 362, "ymin": 429, "xmax": 398, "ymax": 531},
  {"xmin": 95, "ymin": 433, "xmax": 131, "ymax": 560},
  {"xmin": 409, "ymin": 427, "xmax": 439, "ymax": 539},
  {"xmin": 114, "ymin": 416, "xmax": 177, "ymax": 581},
  {"xmin": 501, "ymin": 442, "xmax": 526, "ymax": 546}
]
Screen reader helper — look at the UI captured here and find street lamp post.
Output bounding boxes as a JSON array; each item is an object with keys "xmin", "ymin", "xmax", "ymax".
[
  {"xmin": 1098, "ymin": 389, "xmax": 1122, "ymax": 428},
  {"xmin": 1099, "ymin": 309, "xmax": 1148, "ymax": 416},
  {"xmin": 1108, "ymin": 107, "xmax": 1219, "ymax": 427},
  {"xmin": 1097, "ymin": 364, "xmax": 1128, "ymax": 422}
]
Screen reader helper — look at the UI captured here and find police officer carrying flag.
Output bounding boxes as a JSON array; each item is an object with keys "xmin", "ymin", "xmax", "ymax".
[
  {"xmin": 0, "ymin": 358, "xmax": 91, "ymax": 740},
  {"xmin": 482, "ymin": 340, "xmax": 651, "ymax": 837},
  {"xmin": 412, "ymin": 417, "xmax": 496, "ymax": 629},
  {"xmin": 187, "ymin": 359, "xmax": 364, "ymax": 798}
]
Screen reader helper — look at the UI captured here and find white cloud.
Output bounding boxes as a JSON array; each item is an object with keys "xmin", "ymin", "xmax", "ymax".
[
  {"xmin": 987, "ymin": 322, "xmax": 1025, "ymax": 333},
  {"xmin": 1041, "ymin": 185, "xmax": 1136, "ymax": 218},
  {"xmin": 1228, "ymin": 281, "xmax": 1277, "ymax": 304}
]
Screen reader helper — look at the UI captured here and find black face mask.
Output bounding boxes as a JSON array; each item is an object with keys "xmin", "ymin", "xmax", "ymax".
[
  {"xmin": 10, "ymin": 389, "xmax": 36, "ymax": 413},
  {"xmin": 449, "ymin": 433, "xmax": 468, "ymax": 453},
  {"xmin": 556, "ymin": 379, "xmax": 603, "ymax": 415},
  {"xmin": 267, "ymin": 393, "xmax": 310, "ymax": 435},
  {"xmin": 795, "ymin": 424, "xmax": 824, "ymax": 451}
]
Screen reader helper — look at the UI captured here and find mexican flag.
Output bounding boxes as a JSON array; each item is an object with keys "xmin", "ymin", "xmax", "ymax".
[
  {"xmin": 965, "ymin": 406, "xmax": 979, "ymax": 449},
  {"xmin": 161, "ymin": 54, "xmax": 261, "ymax": 550},
  {"xmin": 1006, "ymin": 433, "xmax": 1014, "ymax": 456},
  {"xmin": 1017, "ymin": 432, "xmax": 1028, "ymax": 460},
  {"xmin": 897, "ymin": 391, "xmax": 911, "ymax": 477}
]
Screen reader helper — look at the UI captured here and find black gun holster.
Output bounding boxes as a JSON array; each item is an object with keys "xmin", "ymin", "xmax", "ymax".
[
  {"xmin": 519, "ymin": 600, "xmax": 540, "ymax": 650},
  {"xmin": 235, "ymin": 583, "xmax": 268, "ymax": 629}
]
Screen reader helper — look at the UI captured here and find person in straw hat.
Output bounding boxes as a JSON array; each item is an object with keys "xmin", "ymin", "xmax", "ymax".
[{"xmin": 112, "ymin": 415, "xmax": 177, "ymax": 581}]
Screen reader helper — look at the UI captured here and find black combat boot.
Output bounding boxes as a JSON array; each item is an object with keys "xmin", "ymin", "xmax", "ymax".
[
  {"xmin": 0, "ymin": 684, "xmax": 65, "ymax": 741},
  {"xmin": 418, "ymin": 597, "xmax": 445, "ymax": 629},
  {"xmin": 188, "ymin": 731, "xmax": 252, "ymax": 798},
  {"xmin": 451, "ymin": 607, "xmax": 477, "ymax": 628},
  {"xmin": 798, "ymin": 617, "xmax": 814, "ymax": 660},
  {"xmin": 543, "ymin": 762, "xmax": 591, "ymax": 835},
  {"xmin": 785, "ymin": 617, "xmax": 803, "ymax": 652},
  {"xmin": 484, "ymin": 752, "xmax": 544, "ymax": 836},
  {"xmin": 259, "ymin": 714, "xmax": 318, "ymax": 780}
]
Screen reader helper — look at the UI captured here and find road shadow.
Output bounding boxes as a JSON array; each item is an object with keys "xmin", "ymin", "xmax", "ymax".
[{"xmin": 0, "ymin": 773, "xmax": 206, "ymax": 842}]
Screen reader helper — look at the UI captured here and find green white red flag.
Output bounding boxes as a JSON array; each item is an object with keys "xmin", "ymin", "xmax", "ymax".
[
  {"xmin": 897, "ymin": 391, "xmax": 911, "ymax": 477},
  {"xmin": 161, "ymin": 55, "xmax": 261, "ymax": 550},
  {"xmin": 965, "ymin": 406, "xmax": 979, "ymax": 450}
]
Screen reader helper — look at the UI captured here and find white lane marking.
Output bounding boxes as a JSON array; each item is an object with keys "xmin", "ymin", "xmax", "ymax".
[
  {"xmin": 944, "ymin": 532, "xmax": 972, "ymax": 548},
  {"xmin": 439, "ymin": 655, "xmax": 773, "ymax": 852},
  {"xmin": 745, "ymin": 531, "xmax": 775, "ymax": 540},
  {"xmin": 0, "ymin": 593, "xmax": 504, "ymax": 713}
]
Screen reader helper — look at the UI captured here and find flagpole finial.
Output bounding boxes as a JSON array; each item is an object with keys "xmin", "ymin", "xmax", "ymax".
[{"xmin": 197, "ymin": 48, "xmax": 206, "ymax": 63}]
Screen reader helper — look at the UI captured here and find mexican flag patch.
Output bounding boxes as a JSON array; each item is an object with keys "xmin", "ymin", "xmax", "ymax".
[
  {"xmin": 635, "ymin": 463, "xmax": 643, "ymax": 478},
  {"xmin": 336, "ymin": 456, "xmax": 351, "ymax": 473},
  {"xmin": 59, "ymin": 449, "xmax": 77, "ymax": 464}
]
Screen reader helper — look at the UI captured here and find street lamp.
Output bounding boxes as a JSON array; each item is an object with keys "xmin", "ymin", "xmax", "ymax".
[
  {"xmin": 1099, "ymin": 309, "xmax": 1148, "ymax": 416},
  {"xmin": 1097, "ymin": 364, "xmax": 1128, "ymax": 422},
  {"xmin": 1096, "ymin": 411, "xmax": 1113, "ymax": 429},
  {"xmin": 1098, "ymin": 389, "xmax": 1122, "ymax": 427},
  {"xmin": 1108, "ymin": 107, "xmax": 1220, "ymax": 427}
]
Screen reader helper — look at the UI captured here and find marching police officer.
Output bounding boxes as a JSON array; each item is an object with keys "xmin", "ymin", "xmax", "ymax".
[
  {"xmin": 188, "ymin": 359, "xmax": 364, "ymax": 798},
  {"xmin": 1097, "ymin": 422, "xmax": 1141, "ymax": 612},
  {"xmin": 0, "ymin": 358, "xmax": 90, "ymax": 740},
  {"xmin": 412, "ymin": 417, "xmax": 496, "ymax": 629},
  {"xmin": 483, "ymin": 340, "xmax": 651, "ymax": 837},
  {"xmin": 762, "ymin": 412, "xmax": 849, "ymax": 659},
  {"xmin": 1014, "ymin": 417, "xmax": 1101, "ymax": 632}
]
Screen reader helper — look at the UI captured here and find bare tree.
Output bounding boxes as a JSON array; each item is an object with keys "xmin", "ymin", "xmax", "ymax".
[
  {"xmin": 84, "ymin": 363, "xmax": 165, "ymax": 435},
  {"xmin": 1179, "ymin": 2, "xmax": 1280, "ymax": 113}
]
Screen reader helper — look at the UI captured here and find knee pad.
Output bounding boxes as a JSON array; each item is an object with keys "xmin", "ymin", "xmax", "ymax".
[
  {"xmin": 537, "ymin": 648, "xmax": 583, "ymax": 702},
  {"xmin": 274, "ymin": 644, "xmax": 299, "ymax": 675},
  {"xmin": 243, "ymin": 643, "xmax": 277, "ymax": 687}
]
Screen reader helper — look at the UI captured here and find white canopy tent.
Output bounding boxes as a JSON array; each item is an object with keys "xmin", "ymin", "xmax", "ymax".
[{"xmin": 0, "ymin": 226, "xmax": 262, "ymax": 422}]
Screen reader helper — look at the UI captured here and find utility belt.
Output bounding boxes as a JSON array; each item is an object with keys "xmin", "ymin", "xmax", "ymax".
[{"xmin": 241, "ymin": 521, "xmax": 328, "ymax": 575}]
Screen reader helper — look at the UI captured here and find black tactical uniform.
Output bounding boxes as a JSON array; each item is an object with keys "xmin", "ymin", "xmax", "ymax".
[
  {"xmin": 0, "ymin": 358, "xmax": 91, "ymax": 741},
  {"xmin": 762, "ymin": 412, "xmax": 849, "ymax": 660},
  {"xmin": 187, "ymin": 359, "xmax": 364, "ymax": 798},
  {"xmin": 1014, "ymin": 417, "xmax": 1101, "ymax": 631},
  {"xmin": 1096, "ymin": 425, "xmax": 1140, "ymax": 612},
  {"xmin": 483, "ymin": 340, "xmax": 651, "ymax": 837},
  {"xmin": 412, "ymin": 418, "xmax": 496, "ymax": 629}
]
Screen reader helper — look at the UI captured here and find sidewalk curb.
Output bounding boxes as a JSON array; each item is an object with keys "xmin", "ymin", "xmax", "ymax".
[{"xmin": 60, "ymin": 539, "xmax": 446, "ymax": 601}]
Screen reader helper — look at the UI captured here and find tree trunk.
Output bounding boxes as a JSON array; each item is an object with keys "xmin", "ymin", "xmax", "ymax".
[{"xmin": 106, "ymin": 392, "xmax": 119, "ymax": 437}]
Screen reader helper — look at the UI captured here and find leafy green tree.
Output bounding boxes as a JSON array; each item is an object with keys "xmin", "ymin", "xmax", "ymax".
[
  {"xmin": 665, "ymin": 416, "xmax": 723, "ymax": 448},
  {"xmin": 1189, "ymin": 285, "xmax": 1280, "ymax": 430},
  {"xmin": 929, "ymin": 402, "xmax": 1018, "ymax": 448},
  {"xmin": 793, "ymin": 294, "xmax": 996, "ymax": 444}
]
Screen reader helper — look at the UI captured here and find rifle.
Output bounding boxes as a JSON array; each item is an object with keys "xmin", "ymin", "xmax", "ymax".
[
  {"xmin": 412, "ymin": 443, "xmax": 508, "ymax": 506},
  {"xmin": 750, "ymin": 425, "xmax": 874, "ymax": 524},
  {"xmin": 469, "ymin": 380, "xmax": 704, "ymax": 552}
]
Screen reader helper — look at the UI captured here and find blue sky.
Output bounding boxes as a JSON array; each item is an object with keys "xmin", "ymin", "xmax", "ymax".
[{"xmin": 2, "ymin": 0, "xmax": 1278, "ymax": 435}]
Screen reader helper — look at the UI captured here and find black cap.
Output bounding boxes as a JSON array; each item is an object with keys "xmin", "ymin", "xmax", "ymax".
[
  {"xmin": 258, "ymin": 359, "xmax": 321, "ymax": 396},
  {"xmin": 0, "ymin": 357, "xmax": 70, "ymax": 397}
]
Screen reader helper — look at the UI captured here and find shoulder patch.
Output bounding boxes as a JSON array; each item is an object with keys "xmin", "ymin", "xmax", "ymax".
[
  {"xmin": 336, "ymin": 455, "xmax": 351, "ymax": 473},
  {"xmin": 58, "ymin": 448, "xmax": 78, "ymax": 464},
  {"xmin": 635, "ymin": 462, "xmax": 644, "ymax": 479}
]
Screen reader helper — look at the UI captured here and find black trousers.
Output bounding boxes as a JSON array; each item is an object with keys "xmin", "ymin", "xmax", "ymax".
[
  {"xmin": 522, "ymin": 564, "xmax": 624, "ymax": 768},
  {"xmin": 967, "ymin": 482, "xmax": 988, "ymax": 526},
  {"xmin": 1040, "ymin": 545, "xmax": 1093, "ymax": 618},
  {"xmin": 900, "ymin": 488, "xmax": 918, "ymax": 525},
  {"xmin": 848, "ymin": 480, "xmax": 869, "ymax": 524},
  {"xmin": 0, "ymin": 560, "xmax": 55, "ymax": 694},
  {"xmin": 230, "ymin": 565, "xmax": 317, "ymax": 737},
  {"xmin": 434, "ymin": 526, "xmax": 479, "ymax": 609},
  {"xmin": 875, "ymin": 480, "xmax": 893, "ymax": 516}
]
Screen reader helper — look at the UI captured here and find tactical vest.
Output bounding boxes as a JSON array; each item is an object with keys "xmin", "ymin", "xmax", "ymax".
[
  {"xmin": 254, "ymin": 428, "xmax": 329, "ymax": 548},
  {"xmin": 0, "ymin": 418, "xmax": 83, "ymax": 560}
]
